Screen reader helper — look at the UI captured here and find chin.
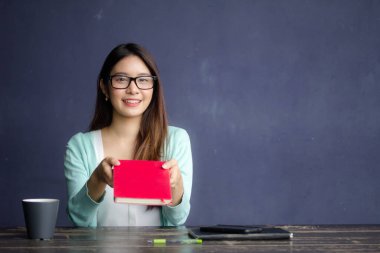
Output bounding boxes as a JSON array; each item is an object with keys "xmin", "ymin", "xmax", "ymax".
[{"xmin": 123, "ymin": 111, "xmax": 145, "ymax": 118}]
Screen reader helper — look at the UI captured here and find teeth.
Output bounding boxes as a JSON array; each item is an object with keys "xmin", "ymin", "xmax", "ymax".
[{"xmin": 125, "ymin": 99, "xmax": 140, "ymax": 104}]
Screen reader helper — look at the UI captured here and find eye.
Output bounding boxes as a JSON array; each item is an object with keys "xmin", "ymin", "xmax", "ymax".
[
  {"xmin": 114, "ymin": 76, "xmax": 129, "ymax": 83},
  {"xmin": 137, "ymin": 77, "xmax": 152, "ymax": 83}
]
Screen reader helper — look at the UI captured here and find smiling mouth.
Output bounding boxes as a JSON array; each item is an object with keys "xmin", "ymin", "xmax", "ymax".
[{"xmin": 122, "ymin": 99, "xmax": 142, "ymax": 105}]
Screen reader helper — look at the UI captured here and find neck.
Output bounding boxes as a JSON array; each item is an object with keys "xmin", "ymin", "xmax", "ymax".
[{"xmin": 106, "ymin": 113, "xmax": 141, "ymax": 141}]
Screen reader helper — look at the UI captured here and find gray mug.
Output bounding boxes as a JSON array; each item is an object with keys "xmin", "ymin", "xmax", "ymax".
[{"xmin": 22, "ymin": 199, "xmax": 59, "ymax": 240}]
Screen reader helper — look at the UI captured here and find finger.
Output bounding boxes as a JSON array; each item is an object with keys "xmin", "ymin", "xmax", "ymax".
[
  {"xmin": 104, "ymin": 166, "xmax": 114, "ymax": 187},
  {"xmin": 162, "ymin": 159, "xmax": 177, "ymax": 169},
  {"xmin": 169, "ymin": 168, "xmax": 178, "ymax": 187},
  {"xmin": 97, "ymin": 158, "xmax": 116, "ymax": 185},
  {"xmin": 105, "ymin": 157, "xmax": 120, "ymax": 166}
]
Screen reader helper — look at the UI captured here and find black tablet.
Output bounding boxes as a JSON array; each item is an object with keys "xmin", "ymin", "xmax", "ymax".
[
  {"xmin": 200, "ymin": 225, "xmax": 262, "ymax": 234},
  {"xmin": 189, "ymin": 227, "xmax": 293, "ymax": 240}
]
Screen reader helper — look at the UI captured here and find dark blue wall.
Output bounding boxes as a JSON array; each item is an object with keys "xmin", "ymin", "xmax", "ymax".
[{"xmin": 1, "ymin": 0, "xmax": 379, "ymax": 226}]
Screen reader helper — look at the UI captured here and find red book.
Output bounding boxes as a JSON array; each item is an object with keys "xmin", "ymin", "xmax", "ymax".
[{"xmin": 113, "ymin": 160, "xmax": 172, "ymax": 205}]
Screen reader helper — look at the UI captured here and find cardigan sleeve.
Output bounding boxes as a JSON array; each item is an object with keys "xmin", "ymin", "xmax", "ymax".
[
  {"xmin": 161, "ymin": 127, "xmax": 193, "ymax": 226},
  {"xmin": 64, "ymin": 132, "xmax": 103, "ymax": 227}
]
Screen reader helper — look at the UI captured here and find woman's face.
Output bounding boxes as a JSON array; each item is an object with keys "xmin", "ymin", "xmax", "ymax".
[{"xmin": 105, "ymin": 55, "xmax": 154, "ymax": 120}]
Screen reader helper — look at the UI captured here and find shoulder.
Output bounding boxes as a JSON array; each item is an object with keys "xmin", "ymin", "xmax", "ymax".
[
  {"xmin": 66, "ymin": 130, "xmax": 99, "ymax": 149},
  {"xmin": 168, "ymin": 126, "xmax": 190, "ymax": 143},
  {"xmin": 162, "ymin": 126, "xmax": 192, "ymax": 161},
  {"xmin": 165, "ymin": 126, "xmax": 191, "ymax": 156},
  {"xmin": 164, "ymin": 126, "xmax": 192, "ymax": 168}
]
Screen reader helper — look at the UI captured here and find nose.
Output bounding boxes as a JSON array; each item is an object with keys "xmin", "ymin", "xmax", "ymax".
[{"xmin": 126, "ymin": 79, "xmax": 140, "ymax": 94}]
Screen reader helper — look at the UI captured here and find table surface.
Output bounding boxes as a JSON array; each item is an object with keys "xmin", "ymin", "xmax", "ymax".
[{"xmin": 0, "ymin": 225, "xmax": 379, "ymax": 252}]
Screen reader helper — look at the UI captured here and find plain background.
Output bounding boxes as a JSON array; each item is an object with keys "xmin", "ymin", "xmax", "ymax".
[{"xmin": 1, "ymin": 0, "xmax": 379, "ymax": 226}]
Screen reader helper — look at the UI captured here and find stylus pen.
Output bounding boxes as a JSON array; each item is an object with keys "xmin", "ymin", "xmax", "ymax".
[{"xmin": 148, "ymin": 239, "xmax": 203, "ymax": 245}]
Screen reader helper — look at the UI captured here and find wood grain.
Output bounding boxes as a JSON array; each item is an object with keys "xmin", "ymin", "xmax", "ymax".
[{"xmin": 0, "ymin": 225, "xmax": 379, "ymax": 252}]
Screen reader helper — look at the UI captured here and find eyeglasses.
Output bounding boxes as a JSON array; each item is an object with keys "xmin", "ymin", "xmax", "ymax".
[{"xmin": 109, "ymin": 74, "xmax": 157, "ymax": 90}]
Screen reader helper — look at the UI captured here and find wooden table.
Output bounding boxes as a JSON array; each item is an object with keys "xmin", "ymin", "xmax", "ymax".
[{"xmin": 0, "ymin": 225, "xmax": 379, "ymax": 252}]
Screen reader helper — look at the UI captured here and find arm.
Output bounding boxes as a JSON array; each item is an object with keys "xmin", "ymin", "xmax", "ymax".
[
  {"xmin": 64, "ymin": 133, "xmax": 120, "ymax": 227},
  {"xmin": 161, "ymin": 128, "xmax": 193, "ymax": 226},
  {"xmin": 87, "ymin": 157, "xmax": 120, "ymax": 201},
  {"xmin": 64, "ymin": 134, "xmax": 100, "ymax": 227}
]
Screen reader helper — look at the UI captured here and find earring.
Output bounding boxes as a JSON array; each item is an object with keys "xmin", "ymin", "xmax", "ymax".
[{"xmin": 105, "ymin": 96, "xmax": 109, "ymax": 101}]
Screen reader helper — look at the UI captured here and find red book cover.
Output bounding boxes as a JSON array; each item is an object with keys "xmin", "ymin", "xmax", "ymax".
[{"xmin": 113, "ymin": 160, "xmax": 172, "ymax": 205}]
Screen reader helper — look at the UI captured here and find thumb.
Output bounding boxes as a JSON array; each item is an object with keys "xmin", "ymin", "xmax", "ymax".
[{"xmin": 106, "ymin": 157, "xmax": 120, "ymax": 166}]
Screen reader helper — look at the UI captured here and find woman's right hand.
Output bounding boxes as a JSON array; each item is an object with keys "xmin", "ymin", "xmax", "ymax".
[
  {"xmin": 88, "ymin": 157, "xmax": 120, "ymax": 202},
  {"xmin": 94, "ymin": 157, "xmax": 120, "ymax": 187}
]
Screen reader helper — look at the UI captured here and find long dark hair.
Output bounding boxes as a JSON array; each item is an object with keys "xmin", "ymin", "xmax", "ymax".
[{"xmin": 89, "ymin": 43, "xmax": 168, "ymax": 160}]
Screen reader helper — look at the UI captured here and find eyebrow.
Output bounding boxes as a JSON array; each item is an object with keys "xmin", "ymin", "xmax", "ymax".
[{"xmin": 112, "ymin": 72, "xmax": 152, "ymax": 76}]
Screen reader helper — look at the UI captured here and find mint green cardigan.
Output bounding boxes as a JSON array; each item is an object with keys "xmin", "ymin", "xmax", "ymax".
[{"xmin": 64, "ymin": 126, "xmax": 192, "ymax": 227}]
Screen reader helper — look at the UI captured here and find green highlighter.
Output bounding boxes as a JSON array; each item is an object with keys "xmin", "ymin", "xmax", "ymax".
[{"xmin": 148, "ymin": 239, "xmax": 203, "ymax": 245}]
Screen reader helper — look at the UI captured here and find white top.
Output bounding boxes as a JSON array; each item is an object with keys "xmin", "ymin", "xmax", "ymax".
[{"xmin": 93, "ymin": 130, "xmax": 161, "ymax": 226}]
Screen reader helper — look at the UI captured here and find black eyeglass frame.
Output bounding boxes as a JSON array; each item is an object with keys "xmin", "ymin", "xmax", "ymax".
[{"xmin": 108, "ymin": 74, "xmax": 157, "ymax": 90}]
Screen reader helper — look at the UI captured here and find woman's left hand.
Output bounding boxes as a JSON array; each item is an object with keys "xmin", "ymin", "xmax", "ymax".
[{"xmin": 162, "ymin": 159, "xmax": 184, "ymax": 206}]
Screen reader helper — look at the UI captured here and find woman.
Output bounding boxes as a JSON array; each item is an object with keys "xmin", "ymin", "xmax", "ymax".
[{"xmin": 64, "ymin": 43, "xmax": 192, "ymax": 227}]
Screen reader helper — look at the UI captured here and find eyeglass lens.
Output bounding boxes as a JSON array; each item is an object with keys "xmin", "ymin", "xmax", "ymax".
[{"xmin": 111, "ymin": 75, "xmax": 155, "ymax": 89}]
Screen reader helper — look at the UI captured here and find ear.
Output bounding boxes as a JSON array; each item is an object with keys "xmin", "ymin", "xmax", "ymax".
[{"xmin": 100, "ymin": 79, "xmax": 109, "ymax": 100}]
